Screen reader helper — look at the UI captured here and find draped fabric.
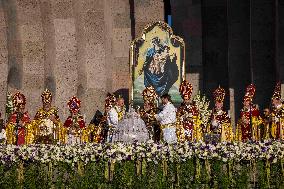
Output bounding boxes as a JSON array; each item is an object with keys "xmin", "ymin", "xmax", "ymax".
[{"xmin": 112, "ymin": 108, "xmax": 149, "ymax": 143}]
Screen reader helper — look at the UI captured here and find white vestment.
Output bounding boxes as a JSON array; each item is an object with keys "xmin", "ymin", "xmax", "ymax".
[
  {"xmin": 107, "ymin": 106, "xmax": 122, "ymax": 142},
  {"xmin": 107, "ymin": 107, "xmax": 119, "ymax": 126},
  {"xmin": 156, "ymin": 102, "xmax": 177, "ymax": 143}
]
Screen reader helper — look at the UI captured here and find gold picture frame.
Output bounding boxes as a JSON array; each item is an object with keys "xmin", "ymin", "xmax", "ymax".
[{"xmin": 130, "ymin": 21, "xmax": 185, "ymax": 107}]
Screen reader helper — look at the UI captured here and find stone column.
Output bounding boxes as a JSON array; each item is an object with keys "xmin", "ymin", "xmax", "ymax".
[
  {"xmin": 3, "ymin": 0, "xmax": 23, "ymax": 94},
  {"xmin": 39, "ymin": 0, "xmax": 57, "ymax": 96},
  {"xmin": 110, "ymin": 0, "xmax": 131, "ymax": 105},
  {"xmin": 73, "ymin": 0, "xmax": 109, "ymax": 122},
  {"xmin": 0, "ymin": 1, "xmax": 8, "ymax": 116},
  {"xmin": 16, "ymin": 0, "xmax": 45, "ymax": 117},
  {"xmin": 52, "ymin": 0, "xmax": 78, "ymax": 119}
]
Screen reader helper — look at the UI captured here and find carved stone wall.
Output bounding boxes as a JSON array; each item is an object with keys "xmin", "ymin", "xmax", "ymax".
[
  {"xmin": 0, "ymin": 0, "xmax": 164, "ymax": 122},
  {"xmin": 0, "ymin": 0, "xmax": 281, "ymax": 128}
]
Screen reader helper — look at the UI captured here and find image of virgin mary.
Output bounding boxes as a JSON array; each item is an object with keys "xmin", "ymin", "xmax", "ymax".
[{"xmin": 142, "ymin": 37, "xmax": 179, "ymax": 96}]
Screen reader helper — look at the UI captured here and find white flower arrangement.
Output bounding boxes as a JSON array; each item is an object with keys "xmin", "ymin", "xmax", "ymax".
[
  {"xmin": 0, "ymin": 141, "xmax": 283, "ymax": 166},
  {"xmin": 192, "ymin": 91, "xmax": 212, "ymax": 125},
  {"xmin": 5, "ymin": 92, "xmax": 14, "ymax": 119}
]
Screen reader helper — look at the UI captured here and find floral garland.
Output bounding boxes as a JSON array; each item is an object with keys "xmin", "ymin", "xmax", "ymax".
[{"xmin": 0, "ymin": 141, "xmax": 283, "ymax": 165}]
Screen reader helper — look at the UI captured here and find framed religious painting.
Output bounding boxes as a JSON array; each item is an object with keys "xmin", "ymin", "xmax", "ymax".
[{"xmin": 130, "ymin": 21, "xmax": 185, "ymax": 108}]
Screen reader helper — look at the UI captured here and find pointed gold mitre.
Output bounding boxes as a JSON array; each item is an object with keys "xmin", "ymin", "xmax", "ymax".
[
  {"xmin": 142, "ymin": 86, "xmax": 158, "ymax": 103},
  {"xmin": 179, "ymin": 80, "xmax": 193, "ymax": 99},
  {"xmin": 13, "ymin": 92, "xmax": 26, "ymax": 108},
  {"xmin": 41, "ymin": 89, "xmax": 52, "ymax": 104},
  {"xmin": 213, "ymin": 86, "xmax": 226, "ymax": 103},
  {"xmin": 272, "ymin": 82, "xmax": 281, "ymax": 100}
]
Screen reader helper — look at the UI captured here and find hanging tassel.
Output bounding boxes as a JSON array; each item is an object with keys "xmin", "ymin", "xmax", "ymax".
[
  {"xmin": 78, "ymin": 161, "xmax": 84, "ymax": 176},
  {"xmin": 195, "ymin": 158, "xmax": 201, "ymax": 183},
  {"xmin": 104, "ymin": 161, "xmax": 109, "ymax": 181},
  {"xmin": 48, "ymin": 161, "xmax": 53, "ymax": 178},
  {"xmin": 162, "ymin": 159, "xmax": 168, "ymax": 177},
  {"xmin": 266, "ymin": 159, "xmax": 270, "ymax": 188},
  {"xmin": 110, "ymin": 160, "xmax": 115, "ymax": 181},
  {"xmin": 48, "ymin": 161, "xmax": 53, "ymax": 188},
  {"xmin": 252, "ymin": 160, "xmax": 256, "ymax": 188},
  {"xmin": 205, "ymin": 159, "xmax": 211, "ymax": 183},
  {"xmin": 17, "ymin": 161, "xmax": 24, "ymax": 186},
  {"xmin": 281, "ymin": 159, "xmax": 284, "ymax": 178},
  {"xmin": 136, "ymin": 159, "xmax": 142, "ymax": 176},
  {"xmin": 176, "ymin": 163, "xmax": 180, "ymax": 188},
  {"xmin": 104, "ymin": 161, "xmax": 115, "ymax": 181},
  {"xmin": 228, "ymin": 160, "xmax": 234, "ymax": 187},
  {"xmin": 142, "ymin": 159, "xmax": 147, "ymax": 176}
]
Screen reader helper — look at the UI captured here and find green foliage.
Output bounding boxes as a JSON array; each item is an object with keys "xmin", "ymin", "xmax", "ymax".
[
  {"xmin": 210, "ymin": 159, "xmax": 231, "ymax": 188},
  {"xmin": 257, "ymin": 160, "xmax": 269, "ymax": 188},
  {"xmin": 179, "ymin": 158, "xmax": 195, "ymax": 188},
  {"xmin": 0, "ymin": 159, "xmax": 284, "ymax": 188},
  {"xmin": 234, "ymin": 161, "xmax": 250, "ymax": 189},
  {"xmin": 0, "ymin": 164, "xmax": 18, "ymax": 188},
  {"xmin": 113, "ymin": 161, "xmax": 135, "ymax": 188},
  {"xmin": 270, "ymin": 162, "xmax": 284, "ymax": 188}
]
